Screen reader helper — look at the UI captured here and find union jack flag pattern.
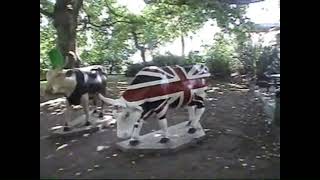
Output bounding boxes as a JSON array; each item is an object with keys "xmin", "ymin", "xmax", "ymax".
[{"xmin": 120, "ymin": 64, "xmax": 211, "ymax": 120}]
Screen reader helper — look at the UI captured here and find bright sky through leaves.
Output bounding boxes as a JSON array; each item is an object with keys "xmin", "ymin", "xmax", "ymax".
[
  {"xmin": 116, "ymin": 0, "xmax": 279, "ymax": 62},
  {"xmin": 41, "ymin": 0, "xmax": 280, "ymax": 63}
]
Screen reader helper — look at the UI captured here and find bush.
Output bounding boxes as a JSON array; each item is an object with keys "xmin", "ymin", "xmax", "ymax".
[
  {"xmin": 125, "ymin": 63, "xmax": 148, "ymax": 77},
  {"xmin": 237, "ymin": 44, "xmax": 263, "ymax": 75},
  {"xmin": 206, "ymin": 58, "xmax": 231, "ymax": 78},
  {"xmin": 185, "ymin": 51, "xmax": 204, "ymax": 65},
  {"xmin": 125, "ymin": 54, "xmax": 187, "ymax": 77},
  {"xmin": 204, "ymin": 33, "xmax": 236, "ymax": 78},
  {"xmin": 152, "ymin": 54, "xmax": 186, "ymax": 66},
  {"xmin": 256, "ymin": 46, "xmax": 280, "ymax": 78}
]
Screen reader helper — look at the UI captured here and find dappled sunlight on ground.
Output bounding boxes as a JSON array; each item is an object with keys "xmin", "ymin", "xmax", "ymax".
[{"xmin": 40, "ymin": 76, "xmax": 279, "ymax": 179}]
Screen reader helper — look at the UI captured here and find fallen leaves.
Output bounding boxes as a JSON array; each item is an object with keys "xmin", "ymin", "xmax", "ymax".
[
  {"xmin": 56, "ymin": 144, "xmax": 68, "ymax": 151},
  {"xmin": 44, "ymin": 154, "xmax": 54, "ymax": 160},
  {"xmin": 139, "ymin": 154, "xmax": 145, "ymax": 158},
  {"xmin": 96, "ymin": 145, "xmax": 110, "ymax": 152},
  {"xmin": 50, "ymin": 126, "xmax": 63, "ymax": 131},
  {"xmin": 83, "ymin": 133, "xmax": 90, "ymax": 137},
  {"xmin": 241, "ymin": 163, "xmax": 248, "ymax": 167}
]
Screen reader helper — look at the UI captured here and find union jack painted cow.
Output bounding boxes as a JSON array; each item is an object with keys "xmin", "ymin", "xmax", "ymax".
[{"xmin": 99, "ymin": 64, "xmax": 211, "ymax": 146}]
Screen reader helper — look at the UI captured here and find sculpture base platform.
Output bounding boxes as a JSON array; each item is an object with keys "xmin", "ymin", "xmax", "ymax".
[
  {"xmin": 116, "ymin": 121, "xmax": 206, "ymax": 154},
  {"xmin": 49, "ymin": 110, "xmax": 114, "ymax": 138}
]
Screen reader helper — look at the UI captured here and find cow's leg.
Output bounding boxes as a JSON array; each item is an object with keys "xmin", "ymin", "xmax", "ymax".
[
  {"xmin": 158, "ymin": 117, "xmax": 170, "ymax": 143},
  {"xmin": 92, "ymin": 96, "xmax": 98, "ymax": 114},
  {"xmin": 99, "ymin": 100, "xmax": 105, "ymax": 118},
  {"xmin": 81, "ymin": 93, "xmax": 91, "ymax": 126},
  {"xmin": 188, "ymin": 107, "xmax": 205, "ymax": 133},
  {"xmin": 155, "ymin": 103, "xmax": 170, "ymax": 143},
  {"xmin": 188, "ymin": 96, "xmax": 205, "ymax": 134},
  {"xmin": 63, "ymin": 101, "xmax": 72, "ymax": 131},
  {"xmin": 186, "ymin": 105, "xmax": 196, "ymax": 126},
  {"xmin": 129, "ymin": 119, "xmax": 143, "ymax": 146},
  {"xmin": 98, "ymin": 90, "xmax": 106, "ymax": 118}
]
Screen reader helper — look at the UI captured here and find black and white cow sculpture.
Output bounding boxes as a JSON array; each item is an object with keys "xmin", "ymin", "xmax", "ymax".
[
  {"xmin": 45, "ymin": 65, "xmax": 108, "ymax": 131},
  {"xmin": 98, "ymin": 64, "xmax": 211, "ymax": 146}
]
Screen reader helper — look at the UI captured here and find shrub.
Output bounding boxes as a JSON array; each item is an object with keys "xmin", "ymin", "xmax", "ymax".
[
  {"xmin": 204, "ymin": 33, "xmax": 236, "ymax": 78},
  {"xmin": 125, "ymin": 54, "xmax": 187, "ymax": 77},
  {"xmin": 206, "ymin": 58, "xmax": 231, "ymax": 78},
  {"xmin": 152, "ymin": 54, "xmax": 186, "ymax": 66},
  {"xmin": 256, "ymin": 46, "xmax": 280, "ymax": 78},
  {"xmin": 125, "ymin": 63, "xmax": 149, "ymax": 77},
  {"xmin": 237, "ymin": 44, "xmax": 263, "ymax": 75},
  {"xmin": 185, "ymin": 51, "xmax": 204, "ymax": 65}
]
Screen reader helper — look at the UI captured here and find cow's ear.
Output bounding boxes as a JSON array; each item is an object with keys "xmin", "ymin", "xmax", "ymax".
[{"xmin": 65, "ymin": 70, "xmax": 74, "ymax": 77}]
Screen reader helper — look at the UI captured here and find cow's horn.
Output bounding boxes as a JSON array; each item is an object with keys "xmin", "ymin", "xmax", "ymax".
[{"xmin": 98, "ymin": 94, "xmax": 125, "ymax": 107}]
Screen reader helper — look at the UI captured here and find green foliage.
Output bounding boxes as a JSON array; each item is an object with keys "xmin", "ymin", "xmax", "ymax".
[
  {"xmin": 40, "ymin": 0, "xmax": 258, "ymax": 77},
  {"xmin": 206, "ymin": 58, "xmax": 231, "ymax": 78},
  {"xmin": 256, "ymin": 45, "xmax": 280, "ymax": 78},
  {"xmin": 40, "ymin": 20, "xmax": 56, "ymax": 70},
  {"xmin": 125, "ymin": 63, "xmax": 149, "ymax": 77},
  {"xmin": 125, "ymin": 54, "xmax": 188, "ymax": 77},
  {"xmin": 152, "ymin": 53, "xmax": 186, "ymax": 66},
  {"xmin": 237, "ymin": 43, "xmax": 263, "ymax": 75},
  {"xmin": 205, "ymin": 33, "xmax": 235, "ymax": 77},
  {"xmin": 185, "ymin": 51, "xmax": 204, "ymax": 65}
]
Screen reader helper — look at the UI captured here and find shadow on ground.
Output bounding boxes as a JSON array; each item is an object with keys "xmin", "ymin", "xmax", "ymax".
[{"xmin": 40, "ymin": 76, "xmax": 280, "ymax": 179}]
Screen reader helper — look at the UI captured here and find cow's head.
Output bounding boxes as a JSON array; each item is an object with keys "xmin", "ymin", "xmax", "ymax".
[
  {"xmin": 98, "ymin": 94, "xmax": 142, "ymax": 139},
  {"xmin": 45, "ymin": 51, "xmax": 78, "ymax": 96},
  {"xmin": 45, "ymin": 68, "xmax": 77, "ymax": 96}
]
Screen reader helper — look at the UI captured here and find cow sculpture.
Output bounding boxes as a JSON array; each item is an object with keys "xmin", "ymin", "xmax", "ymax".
[
  {"xmin": 98, "ymin": 64, "xmax": 211, "ymax": 146},
  {"xmin": 45, "ymin": 65, "xmax": 108, "ymax": 131}
]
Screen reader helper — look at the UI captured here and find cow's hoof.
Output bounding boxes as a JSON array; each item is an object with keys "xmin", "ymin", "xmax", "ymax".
[
  {"xmin": 188, "ymin": 128, "xmax": 197, "ymax": 134},
  {"xmin": 84, "ymin": 121, "xmax": 91, "ymax": 126},
  {"xmin": 129, "ymin": 140, "xmax": 139, "ymax": 146},
  {"xmin": 159, "ymin": 137, "xmax": 170, "ymax": 144},
  {"xmin": 98, "ymin": 112, "xmax": 104, "ymax": 118},
  {"xmin": 93, "ymin": 109, "xmax": 98, "ymax": 114},
  {"xmin": 186, "ymin": 121, "xmax": 191, "ymax": 126},
  {"xmin": 63, "ymin": 126, "xmax": 71, "ymax": 132}
]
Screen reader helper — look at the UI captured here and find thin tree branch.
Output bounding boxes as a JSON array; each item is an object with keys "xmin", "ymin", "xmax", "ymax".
[
  {"xmin": 40, "ymin": 7, "xmax": 54, "ymax": 18},
  {"xmin": 131, "ymin": 29, "xmax": 144, "ymax": 50},
  {"xmin": 105, "ymin": 1, "xmax": 125, "ymax": 18},
  {"xmin": 78, "ymin": 6, "xmax": 134, "ymax": 32}
]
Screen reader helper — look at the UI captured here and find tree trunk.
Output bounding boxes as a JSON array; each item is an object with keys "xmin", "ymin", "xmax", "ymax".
[
  {"xmin": 140, "ymin": 48, "xmax": 146, "ymax": 64},
  {"xmin": 131, "ymin": 29, "xmax": 147, "ymax": 64},
  {"xmin": 53, "ymin": 0, "xmax": 83, "ymax": 69},
  {"xmin": 181, "ymin": 35, "xmax": 185, "ymax": 57}
]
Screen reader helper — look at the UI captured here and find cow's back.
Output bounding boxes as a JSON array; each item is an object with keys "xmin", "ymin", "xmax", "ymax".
[{"xmin": 121, "ymin": 65, "xmax": 210, "ymax": 107}]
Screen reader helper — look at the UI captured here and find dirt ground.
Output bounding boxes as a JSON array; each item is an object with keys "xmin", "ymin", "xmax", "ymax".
[{"xmin": 40, "ymin": 76, "xmax": 280, "ymax": 179}]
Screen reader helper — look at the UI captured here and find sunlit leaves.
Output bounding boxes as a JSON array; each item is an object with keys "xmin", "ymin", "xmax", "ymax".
[{"xmin": 40, "ymin": 22, "xmax": 56, "ymax": 69}]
